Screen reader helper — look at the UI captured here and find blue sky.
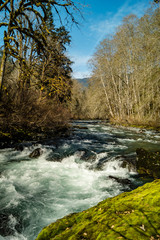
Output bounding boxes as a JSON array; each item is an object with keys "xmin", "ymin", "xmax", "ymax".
[
  {"xmin": 0, "ymin": 0, "xmax": 152, "ymax": 79},
  {"xmin": 69, "ymin": 0, "xmax": 151, "ymax": 79}
]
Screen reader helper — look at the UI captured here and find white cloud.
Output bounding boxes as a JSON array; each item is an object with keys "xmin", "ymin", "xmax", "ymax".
[
  {"xmin": 71, "ymin": 54, "xmax": 91, "ymax": 65},
  {"xmin": 90, "ymin": 0, "xmax": 149, "ymax": 42},
  {"xmin": 72, "ymin": 70, "xmax": 91, "ymax": 79},
  {"xmin": 70, "ymin": 54, "xmax": 91, "ymax": 79}
]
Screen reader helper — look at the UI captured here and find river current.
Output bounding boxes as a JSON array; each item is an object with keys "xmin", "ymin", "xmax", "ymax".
[{"xmin": 0, "ymin": 121, "xmax": 160, "ymax": 240}]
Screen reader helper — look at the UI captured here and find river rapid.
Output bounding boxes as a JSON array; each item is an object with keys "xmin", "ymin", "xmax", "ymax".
[{"xmin": 0, "ymin": 121, "xmax": 160, "ymax": 240}]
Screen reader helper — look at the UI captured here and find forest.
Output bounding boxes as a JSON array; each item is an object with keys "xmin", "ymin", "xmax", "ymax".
[
  {"xmin": 0, "ymin": 0, "xmax": 159, "ymax": 144},
  {"xmin": 0, "ymin": 0, "xmax": 83, "ymax": 142},
  {"xmin": 71, "ymin": 3, "xmax": 160, "ymax": 128}
]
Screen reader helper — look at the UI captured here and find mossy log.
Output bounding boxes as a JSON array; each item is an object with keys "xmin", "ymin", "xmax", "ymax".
[{"xmin": 35, "ymin": 179, "xmax": 160, "ymax": 240}]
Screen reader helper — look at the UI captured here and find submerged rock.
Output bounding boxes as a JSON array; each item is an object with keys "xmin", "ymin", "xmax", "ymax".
[
  {"xmin": 79, "ymin": 149, "xmax": 97, "ymax": 162},
  {"xmin": 136, "ymin": 148, "xmax": 160, "ymax": 178},
  {"xmin": 108, "ymin": 175, "xmax": 135, "ymax": 189},
  {"xmin": 29, "ymin": 148, "xmax": 43, "ymax": 158},
  {"xmin": 35, "ymin": 179, "xmax": 160, "ymax": 240}
]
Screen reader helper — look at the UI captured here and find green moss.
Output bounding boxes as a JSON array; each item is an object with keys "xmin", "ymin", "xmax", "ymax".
[{"xmin": 35, "ymin": 180, "xmax": 160, "ymax": 240}]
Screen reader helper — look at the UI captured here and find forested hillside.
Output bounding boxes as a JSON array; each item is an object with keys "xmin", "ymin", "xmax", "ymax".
[{"xmin": 71, "ymin": 3, "xmax": 160, "ymax": 127}]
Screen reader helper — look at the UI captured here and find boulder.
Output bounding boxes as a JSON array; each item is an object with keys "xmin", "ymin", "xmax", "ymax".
[
  {"xmin": 108, "ymin": 175, "xmax": 135, "ymax": 189},
  {"xmin": 136, "ymin": 148, "xmax": 160, "ymax": 178},
  {"xmin": 114, "ymin": 155, "xmax": 137, "ymax": 172},
  {"xmin": 75, "ymin": 149, "xmax": 97, "ymax": 162},
  {"xmin": 120, "ymin": 159, "xmax": 137, "ymax": 172},
  {"xmin": 29, "ymin": 148, "xmax": 43, "ymax": 158},
  {"xmin": 35, "ymin": 179, "xmax": 160, "ymax": 240}
]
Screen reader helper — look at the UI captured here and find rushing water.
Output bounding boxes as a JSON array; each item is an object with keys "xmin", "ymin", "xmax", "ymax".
[{"xmin": 0, "ymin": 121, "xmax": 160, "ymax": 240}]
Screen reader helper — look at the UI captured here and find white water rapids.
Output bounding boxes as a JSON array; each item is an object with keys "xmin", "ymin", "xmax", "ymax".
[{"xmin": 0, "ymin": 121, "xmax": 160, "ymax": 240}]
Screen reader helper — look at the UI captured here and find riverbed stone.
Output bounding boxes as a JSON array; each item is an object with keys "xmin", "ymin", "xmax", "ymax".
[
  {"xmin": 136, "ymin": 148, "xmax": 160, "ymax": 178},
  {"xmin": 35, "ymin": 179, "xmax": 160, "ymax": 240},
  {"xmin": 29, "ymin": 148, "xmax": 43, "ymax": 158},
  {"xmin": 108, "ymin": 175, "xmax": 135, "ymax": 189}
]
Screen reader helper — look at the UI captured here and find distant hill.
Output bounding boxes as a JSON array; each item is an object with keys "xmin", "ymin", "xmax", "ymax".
[{"xmin": 76, "ymin": 78, "xmax": 89, "ymax": 87}]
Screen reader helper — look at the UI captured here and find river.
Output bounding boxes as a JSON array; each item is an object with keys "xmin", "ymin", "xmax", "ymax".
[{"xmin": 0, "ymin": 121, "xmax": 160, "ymax": 240}]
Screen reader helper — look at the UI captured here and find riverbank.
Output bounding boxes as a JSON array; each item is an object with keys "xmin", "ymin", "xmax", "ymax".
[
  {"xmin": 0, "ymin": 124, "xmax": 70, "ymax": 149},
  {"xmin": 35, "ymin": 179, "xmax": 160, "ymax": 240},
  {"xmin": 109, "ymin": 118, "xmax": 160, "ymax": 132},
  {"xmin": 72, "ymin": 118, "xmax": 160, "ymax": 131}
]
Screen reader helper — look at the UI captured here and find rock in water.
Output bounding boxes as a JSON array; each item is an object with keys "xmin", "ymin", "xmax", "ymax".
[
  {"xmin": 136, "ymin": 148, "xmax": 160, "ymax": 178},
  {"xmin": 35, "ymin": 179, "xmax": 160, "ymax": 240},
  {"xmin": 108, "ymin": 175, "xmax": 135, "ymax": 189},
  {"xmin": 29, "ymin": 148, "xmax": 43, "ymax": 158},
  {"xmin": 120, "ymin": 159, "xmax": 137, "ymax": 172}
]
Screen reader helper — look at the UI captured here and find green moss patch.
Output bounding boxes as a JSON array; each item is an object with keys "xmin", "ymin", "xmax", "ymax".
[{"xmin": 35, "ymin": 180, "xmax": 160, "ymax": 240}]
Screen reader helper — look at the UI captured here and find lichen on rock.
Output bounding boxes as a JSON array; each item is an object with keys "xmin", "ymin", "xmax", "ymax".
[{"xmin": 35, "ymin": 179, "xmax": 160, "ymax": 240}]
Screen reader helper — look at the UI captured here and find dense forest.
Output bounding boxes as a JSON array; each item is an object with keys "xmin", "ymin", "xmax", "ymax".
[{"xmin": 71, "ymin": 3, "xmax": 160, "ymax": 128}]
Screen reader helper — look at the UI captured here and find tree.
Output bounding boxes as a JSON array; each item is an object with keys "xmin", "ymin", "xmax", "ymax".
[
  {"xmin": 0, "ymin": 0, "xmax": 81, "ymax": 98},
  {"xmin": 83, "ymin": 4, "xmax": 160, "ymax": 126},
  {"xmin": 33, "ymin": 4, "xmax": 73, "ymax": 102}
]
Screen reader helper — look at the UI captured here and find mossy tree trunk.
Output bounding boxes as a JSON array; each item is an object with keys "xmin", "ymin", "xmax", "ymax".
[{"xmin": 0, "ymin": 48, "xmax": 7, "ymax": 100}]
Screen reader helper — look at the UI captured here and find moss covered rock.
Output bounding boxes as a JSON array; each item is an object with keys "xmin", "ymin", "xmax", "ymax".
[
  {"xmin": 35, "ymin": 180, "xmax": 160, "ymax": 240},
  {"xmin": 136, "ymin": 148, "xmax": 160, "ymax": 178}
]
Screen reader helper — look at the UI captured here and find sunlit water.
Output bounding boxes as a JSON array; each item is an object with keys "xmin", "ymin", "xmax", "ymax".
[{"xmin": 0, "ymin": 121, "xmax": 160, "ymax": 240}]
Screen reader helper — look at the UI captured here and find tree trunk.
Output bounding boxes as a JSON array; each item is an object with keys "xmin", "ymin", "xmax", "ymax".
[
  {"xmin": 99, "ymin": 70, "xmax": 114, "ymax": 119},
  {"xmin": 0, "ymin": 49, "xmax": 7, "ymax": 100}
]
